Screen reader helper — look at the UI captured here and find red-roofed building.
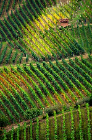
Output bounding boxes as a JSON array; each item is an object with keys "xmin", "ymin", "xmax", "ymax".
[{"xmin": 59, "ymin": 18, "xmax": 69, "ymax": 27}]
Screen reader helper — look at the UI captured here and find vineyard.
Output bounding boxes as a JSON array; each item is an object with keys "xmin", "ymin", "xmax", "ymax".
[
  {"xmin": 0, "ymin": 0, "xmax": 92, "ymax": 140},
  {"xmin": 3, "ymin": 104, "xmax": 92, "ymax": 140}
]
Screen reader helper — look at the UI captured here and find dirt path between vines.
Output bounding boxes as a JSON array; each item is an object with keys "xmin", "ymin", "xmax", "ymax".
[
  {"xmin": 0, "ymin": 53, "xmax": 92, "ymax": 69},
  {"xmin": 45, "ymin": 53, "xmax": 91, "ymax": 65},
  {"xmin": 2, "ymin": 106, "xmax": 92, "ymax": 133}
]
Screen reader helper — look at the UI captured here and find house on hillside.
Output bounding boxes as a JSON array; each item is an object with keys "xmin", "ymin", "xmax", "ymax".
[{"xmin": 59, "ymin": 18, "xmax": 69, "ymax": 27}]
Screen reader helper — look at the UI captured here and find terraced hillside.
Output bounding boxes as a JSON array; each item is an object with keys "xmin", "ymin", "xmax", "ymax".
[
  {"xmin": 4, "ymin": 104, "xmax": 92, "ymax": 140},
  {"xmin": 0, "ymin": 0, "xmax": 92, "ymax": 139},
  {"xmin": 0, "ymin": 0, "xmax": 92, "ymax": 65}
]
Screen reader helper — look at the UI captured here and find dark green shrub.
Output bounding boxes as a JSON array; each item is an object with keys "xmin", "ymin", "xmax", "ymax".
[
  {"xmin": 24, "ymin": 108, "xmax": 42, "ymax": 120},
  {"xmin": 63, "ymin": 105, "xmax": 70, "ymax": 112},
  {"xmin": 0, "ymin": 129, "xmax": 3, "ymax": 135},
  {"xmin": 89, "ymin": 96, "xmax": 92, "ymax": 106},
  {"xmin": 45, "ymin": 108, "xmax": 54, "ymax": 116},
  {"xmin": 45, "ymin": 105, "xmax": 62, "ymax": 116},
  {"xmin": 75, "ymin": 97, "xmax": 91, "ymax": 108},
  {"xmin": 0, "ymin": 35, "xmax": 2, "ymax": 41},
  {"xmin": 0, "ymin": 115, "xmax": 9, "ymax": 127}
]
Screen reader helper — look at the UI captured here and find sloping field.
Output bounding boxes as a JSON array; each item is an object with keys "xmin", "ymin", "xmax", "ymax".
[
  {"xmin": 0, "ymin": 56, "xmax": 92, "ymax": 122},
  {"xmin": 0, "ymin": 0, "xmax": 92, "ymax": 139},
  {"xmin": 1, "ymin": 104, "xmax": 92, "ymax": 140},
  {"xmin": 0, "ymin": 0, "xmax": 92, "ymax": 65}
]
